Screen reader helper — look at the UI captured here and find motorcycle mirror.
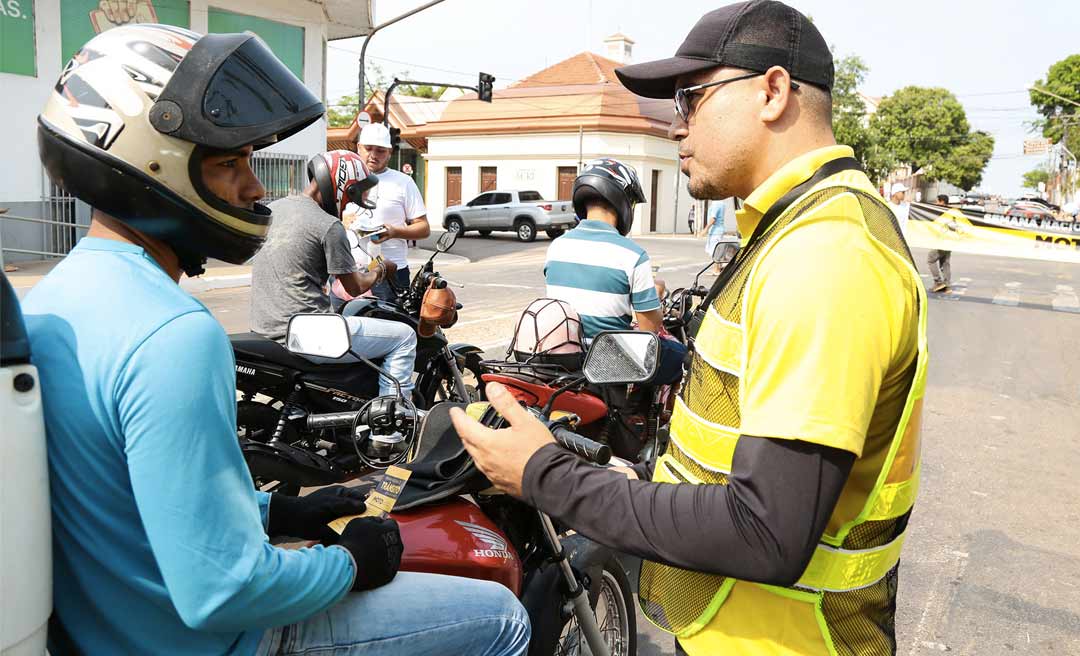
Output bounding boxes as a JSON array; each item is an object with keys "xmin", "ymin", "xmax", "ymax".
[
  {"xmin": 708, "ymin": 237, "xmax": 743, "ymax": 265},
  {"xmin": 582, "ymin": 330, "xmax": 659, "ymax": 385},
  {"xmin": 436, "ymin": 230, "xmax": 458, "ymax": 252},
  {"xmin": 285, "ymin": 314, "xmax": 351, "ymax": 359},
  {"xmin": 712, "ymin": 237, "xmax": 740, "ymax": 265}
]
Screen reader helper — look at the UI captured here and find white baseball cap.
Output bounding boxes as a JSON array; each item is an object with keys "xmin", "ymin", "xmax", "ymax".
[
  {"xmin": 359, "ymin": 122, "xmax": 392, "ymax": 148},
  {"xmin": 891, "ymin": 182, "xmax": 909, "ymax": 195}
]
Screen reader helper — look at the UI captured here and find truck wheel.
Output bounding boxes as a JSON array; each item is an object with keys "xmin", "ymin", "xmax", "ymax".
[
  {"xmin": 445, "ymin": 217, "xmax": 465, "ymax": 235},
  {"xmin": 515, "ymin": 219, "xmax": 536, "ymax": 242},
  {"xmin": 478, "ymin": 230, "xmax": 492, "ymax": 237},
  {"xmin": 546, "ymin": 228, "xmax": 565, "ymax": 239}
]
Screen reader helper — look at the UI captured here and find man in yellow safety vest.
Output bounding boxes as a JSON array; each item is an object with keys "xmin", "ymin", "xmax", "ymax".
[{"xmin": 451, "ymin": 2, "xmax": 927, "ymax": 654}]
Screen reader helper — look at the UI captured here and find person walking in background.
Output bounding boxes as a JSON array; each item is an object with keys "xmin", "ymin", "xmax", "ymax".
[
  {"xmin": 700, "ymin": 200, "xmax": 727, "ymax": 274},
  {"xmin": 927, "ymin": 194, "xmax": 954, "ymax": 293},
  {"xmin": 688, "ymin": 204, "xmax": 697, "ymax": 234},
  {"xmin": 889, "ymin": 182, "xmax": 911, "ymax": 235}
]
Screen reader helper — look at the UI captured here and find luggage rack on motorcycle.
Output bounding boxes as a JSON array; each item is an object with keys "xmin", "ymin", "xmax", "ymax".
[{"xmin": 478, "ymin": 358, "xmax": 582, "ymax": 386}]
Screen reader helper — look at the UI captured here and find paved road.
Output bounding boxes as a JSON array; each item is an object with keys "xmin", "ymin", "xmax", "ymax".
[{"xmin": 199, "ymin": 240, "xmax": 1080, "ymax": 655}]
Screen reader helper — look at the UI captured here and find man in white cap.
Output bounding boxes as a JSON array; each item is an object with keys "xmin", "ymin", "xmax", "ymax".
[
  {"xmin": 889, "ymin": 182, "xmax": 911, "ymax": 233},
  {"xmin": 351, "ymin": 122, "xmax": 430, "ymax": 301}
]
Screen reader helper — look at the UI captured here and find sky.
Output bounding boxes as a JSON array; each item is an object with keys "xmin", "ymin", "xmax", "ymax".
[{"xmin": 325, "ymin": 0, "xmax": 1080, "ymax": 198}]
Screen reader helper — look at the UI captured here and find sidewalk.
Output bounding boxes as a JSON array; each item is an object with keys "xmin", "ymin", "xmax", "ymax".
[{"xmin": 8, "ymin": 250, "xmax": 468, "ymax": 299}]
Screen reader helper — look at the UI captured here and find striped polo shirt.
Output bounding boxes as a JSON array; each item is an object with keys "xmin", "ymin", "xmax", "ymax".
[{"xmin": 544, "ymin": 219, "xmax": 660, "ymax": 339}]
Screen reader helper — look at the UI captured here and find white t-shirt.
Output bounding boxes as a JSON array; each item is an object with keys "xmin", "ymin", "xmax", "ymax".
[
  {"xmin": 345, "ymin": 167, "xmax": 426, "ymax": 268},
  {"xmin": 890, "ymin": 201, "xmax": 910, "ymax": 234}
]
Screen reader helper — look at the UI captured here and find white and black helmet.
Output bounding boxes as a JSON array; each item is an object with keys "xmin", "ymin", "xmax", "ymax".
[
  {"xmin": 37, "ymin": 24, "xmax": 324, "ymax": 276},
  {"xmin": 572, "ymin": 158, "xmax": 647, "ymax": 235}
]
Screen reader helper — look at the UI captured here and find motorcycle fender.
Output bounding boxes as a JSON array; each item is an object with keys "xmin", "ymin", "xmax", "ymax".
[
  {"xmin": 241, "ymin": 441, "xmax": 343, "ymax": 487},
  {"xmin": 448, "ymin": 343, "xmax": 483, "ymax": 357},
  {"xmin": 448, "ymin": 343, "xmax": 483, "ymax": 369},
  {"xmin": 563, "ymin": 533, "xmax": 613, "ymax": 607}
]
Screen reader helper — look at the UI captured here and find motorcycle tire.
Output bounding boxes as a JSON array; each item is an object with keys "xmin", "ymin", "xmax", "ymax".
[
  {"xmin": 555, "ymin": 557, "xmax": 637, "ymax": 656},
  {"xmin": 418, "ymin": 352, "xmax": 486, "ymax": 406}
]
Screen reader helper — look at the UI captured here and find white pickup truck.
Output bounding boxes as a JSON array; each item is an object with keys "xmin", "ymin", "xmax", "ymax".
[{"xmin": 443, "ymin": 190, "xmax": 577, "ymax": 242}]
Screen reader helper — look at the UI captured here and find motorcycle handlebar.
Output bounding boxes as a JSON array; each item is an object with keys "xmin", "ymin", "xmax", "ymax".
[
  {"xmin": 306, "ymin": 410, "xmax": 361, "ymax": 430},
  {"xmin": 550, "ymin": 426, "xmax": 611, "ymax": 465}
]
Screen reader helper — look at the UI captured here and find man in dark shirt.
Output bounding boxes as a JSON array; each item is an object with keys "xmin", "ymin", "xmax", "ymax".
[{"xmin": 250, "ymin": 151, "xmax": 416, "ymax": 397}]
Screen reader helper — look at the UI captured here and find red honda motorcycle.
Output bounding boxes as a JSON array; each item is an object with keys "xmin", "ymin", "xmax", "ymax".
[{"xmin": 284, "ymin": 319, "xmax": 657, "ymax": 655}]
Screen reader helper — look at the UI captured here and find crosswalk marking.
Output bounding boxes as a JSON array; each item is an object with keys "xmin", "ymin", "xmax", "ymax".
[
  {"xmin": 1052, "ymin": 285, "xmax": 1080, "ymax": 313},
  {"xmin": 920, "ymin": 277, "xmax": 1078, "ymax": 314},
  {"xmin": 992, "ymin": 282, "xmax": 1022, "ymax": 307}
]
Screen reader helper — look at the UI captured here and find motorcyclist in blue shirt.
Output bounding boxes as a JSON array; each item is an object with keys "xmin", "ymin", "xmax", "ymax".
[{"xmin": 24, "ymin": 24, "xmax": 528, "ymax": 656}]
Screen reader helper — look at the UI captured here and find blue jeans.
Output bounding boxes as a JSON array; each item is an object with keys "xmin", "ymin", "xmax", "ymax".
[
  {"xmin": 305, "ymin": 316, "xmax": 416, "ymax": 396},
  {"xmin": 371, "ymin": 267, "xmax": 411, "ymax": 303},
  {"xmin": 652, "ymin": 337, "xmax": 688, "ymax": 385},
  {"xmin": 254, "ymin": 572, "xmax": 530, "ymax": 656}
]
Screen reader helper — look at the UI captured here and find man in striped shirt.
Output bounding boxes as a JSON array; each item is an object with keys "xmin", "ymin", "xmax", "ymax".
[
  {"xmin": 545, "ymin": 218, "xmax": 662, "ymax": 338},
  {"xmin": 544, "ymin": 158, "xmax": 684, "ymax": 383}
]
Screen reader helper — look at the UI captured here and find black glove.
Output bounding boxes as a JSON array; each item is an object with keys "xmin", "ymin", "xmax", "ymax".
[
  {"xmin": 267, "ymin": 486, "xmax": 366, "ymax": 543},
  {"xmin": 337, "ymin": 516, "xmax": 404, "ymax": 591}
]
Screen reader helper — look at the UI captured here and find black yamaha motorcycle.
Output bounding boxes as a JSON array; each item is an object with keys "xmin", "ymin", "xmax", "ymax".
[{"xmin": 230, "ymin": 232, "xmax": 483, "ymax": 493}]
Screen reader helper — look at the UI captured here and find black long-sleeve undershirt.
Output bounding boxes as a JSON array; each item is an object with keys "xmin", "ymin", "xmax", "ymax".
[{"xmin": 522, "ymin": 436, "xmax": 855, "ymax": 586}]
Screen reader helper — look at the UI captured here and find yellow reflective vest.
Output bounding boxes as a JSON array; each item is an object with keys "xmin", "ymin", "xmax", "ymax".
[{"xmin": 639, "ymin": 182, "xmax": 928, "ymax": 656}]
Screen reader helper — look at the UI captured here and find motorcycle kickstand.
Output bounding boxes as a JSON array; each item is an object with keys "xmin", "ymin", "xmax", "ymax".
[{"xmin": 537, "ymin": 511, "xmax": 610, "ymax": 656}]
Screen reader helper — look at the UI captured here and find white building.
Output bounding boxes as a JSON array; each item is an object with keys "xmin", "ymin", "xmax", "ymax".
[
  {"xmin": 0, "ymin": 0, "xmax": 372, "ymax": 265},
  {"xmin": 416, "ymin": 35, "xmax": 695, "ymax": 236}
]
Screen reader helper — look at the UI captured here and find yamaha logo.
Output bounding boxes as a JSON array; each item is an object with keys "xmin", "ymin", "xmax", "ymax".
[
  {"xmin": 236, "ymin": 365, "xmax": 257, "ymax": 377},
  {"xmin": 455, "ymin": 521, "xmax": 513, "ymax": 560}
]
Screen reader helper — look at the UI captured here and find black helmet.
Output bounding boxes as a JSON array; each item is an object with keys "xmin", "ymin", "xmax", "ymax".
[
  {"xmin": 306, "ymin": 150, "xmax": 379, "ymax": 218},
  {"xmin": 37, "ymin": 24, "xmax": 324, "ymax": 276},
  {"xmin": 572, "ymin": 158, "xmax": 647, "ymax": 235}
]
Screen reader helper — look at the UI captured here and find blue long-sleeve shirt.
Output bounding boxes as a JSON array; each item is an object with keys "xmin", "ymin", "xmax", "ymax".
[{"xmin": 23, "ymin": 238, "xmax": 354, "ymax": 655}]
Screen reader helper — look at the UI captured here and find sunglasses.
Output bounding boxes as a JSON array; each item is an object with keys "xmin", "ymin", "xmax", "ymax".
[{"xmin": 674, "ymin": 72, "xmax": 800, "ymax": 122}]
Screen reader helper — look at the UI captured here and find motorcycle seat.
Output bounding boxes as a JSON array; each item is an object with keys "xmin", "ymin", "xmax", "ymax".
[{"xmin": 229, "ymin": 332, "xmax": 358, "ymax": 373}]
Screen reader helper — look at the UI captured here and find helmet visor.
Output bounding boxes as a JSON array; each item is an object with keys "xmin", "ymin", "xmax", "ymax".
[
  {"xmin": 152, "ymin": 33, "xmax": 323, "ymax": 151},
  {"xmin": 203, "ymin": 37, "xmax": 314, "ymax": 130}
]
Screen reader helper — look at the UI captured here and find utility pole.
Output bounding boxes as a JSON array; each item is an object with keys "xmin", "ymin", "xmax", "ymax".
[
  {"xmin": 358, "ymin": 0, "xmax": 447, "ymax": 113},
  {"xmin": 578, "ymin": 126, "xmax": 584, "ymax": 171}
]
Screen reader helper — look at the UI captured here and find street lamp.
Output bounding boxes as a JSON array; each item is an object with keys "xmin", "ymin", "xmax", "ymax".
[{"xmin": 358, "ymin": 0, "xmax": 449, "ymax": 114}]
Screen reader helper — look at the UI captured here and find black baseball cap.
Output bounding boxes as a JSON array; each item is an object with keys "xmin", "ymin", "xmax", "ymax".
[{"xmin": 615, "ymin": 0, "xmax": 834, "ymax": 99}]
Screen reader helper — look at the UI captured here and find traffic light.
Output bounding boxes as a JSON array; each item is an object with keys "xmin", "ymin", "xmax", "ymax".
[
  {"xmin": 389, "ymin": 126, "xmax": 401, "ymax": 150},
  {"xmin": 478, "ymin": 72, "xmax": 495, "ymax": 103}
]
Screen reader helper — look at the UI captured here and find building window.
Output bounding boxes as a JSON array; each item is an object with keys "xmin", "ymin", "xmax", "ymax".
[
  {"xmin": 480, "ymin": 166, "xmax": 497, "ymax": 193},
  {"xmin": 446, "ymin": 167, "xmax": 462, "ymax": 206},
  {"xmin": 557, "ymin": 167, "xmax": 577, "ymax": 201},
  {"xmin": 1, "ymin": 0, "xmax": 36, "ymax": 76}
]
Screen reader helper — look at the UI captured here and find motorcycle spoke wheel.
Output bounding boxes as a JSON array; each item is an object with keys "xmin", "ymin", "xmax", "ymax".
[{"xmin": 555, "ymin": 565, "xmax": 633, "ymax": 656}]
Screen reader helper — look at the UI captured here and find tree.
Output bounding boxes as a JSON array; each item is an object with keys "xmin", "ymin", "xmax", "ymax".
[
  {"xmin": 1022, "ymin": 165, "xmax": 1050, "ymax": 191},
  {"xmin": 400, "ymin": 83, "xmax": 446, "ymax": 100},
  {"xmin": 325, "ymin": 62, "xmax": 449, "ymax": 128},
  {"xmin": 1030, "ymin": 54, "xmax": 1080, "ymax": 155},
  {"xmin": 870, "ymin": 86, "xmax": 994, "ymax": 191},
  {"xmin": 831, "ymin": 54, "xmax": 893, "ymax": 181},
  {"xmin": 326, "ymin": 93, "xmax": 360, "ymax": 128}
]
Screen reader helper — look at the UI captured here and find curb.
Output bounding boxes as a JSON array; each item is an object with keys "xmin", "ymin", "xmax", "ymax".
[{"xmin": 12, "ymin": 250, "xmax": 468, "ymax": 298}]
